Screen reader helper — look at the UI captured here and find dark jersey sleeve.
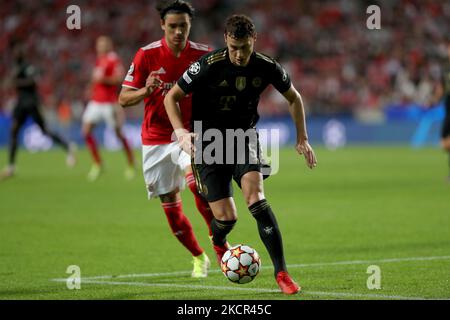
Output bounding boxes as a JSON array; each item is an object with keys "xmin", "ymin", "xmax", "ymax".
[
  {"xmin": 271, "ymin": 60, "xmax": 292, "ymax": 94},
  {"xmin": 177, "ymin": 57, "xmax": 209, "ymax": 94}
]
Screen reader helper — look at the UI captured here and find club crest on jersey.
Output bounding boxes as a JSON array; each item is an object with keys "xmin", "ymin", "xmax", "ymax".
[
  {"xmin": 188, "ymin": 62, "xmax": 201, "ymax": 75},
  {"xmin": 235, "ymin": 77, "xmax": 246, "ymax": 91},
  {"xmin": 252, "ymin": 77, "xmax": 262, "ymax": 88}
]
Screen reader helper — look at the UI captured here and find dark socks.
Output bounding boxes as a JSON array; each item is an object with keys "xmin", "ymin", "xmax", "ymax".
[
  {"xmin": 211, "ymin": 218, "xmax": 236, "ymax": 246},
  {"xmin": 249, "ymin": 199, "xmax": 286, "ymax": 276}
]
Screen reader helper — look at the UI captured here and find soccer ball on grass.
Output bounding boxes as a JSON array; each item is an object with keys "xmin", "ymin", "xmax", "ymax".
[{"xmin": 220, "ymin": 244, "xmax": 261, "ymax": 284}]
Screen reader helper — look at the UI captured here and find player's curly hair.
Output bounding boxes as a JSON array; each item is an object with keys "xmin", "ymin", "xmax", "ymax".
[
  {"xmin": 225, "ymin": 14, "xmax": 256, "ymax": 39},
  {"xmin": 156, "ymin": 0, "xmax": 194, "ymax": 20}
]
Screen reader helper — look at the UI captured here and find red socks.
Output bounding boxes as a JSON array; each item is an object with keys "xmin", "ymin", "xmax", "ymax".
[
  {"xmin": 85, "ymin": 134, "xmax": 101, "ymax": 165},
  {"xmin": 161, "ymin": 200, "xmax": 203, "ymax": 257},
  {"xmin": 186, "ymin": 173, "xmax": 214, "ymax": 236},
  {"xmin": 85, "ymin": 133, "xmax": 134, "ymax": 167},
  {"xmin": 118, "ymin": 134, "xmax": 135, "ymax": 166}
]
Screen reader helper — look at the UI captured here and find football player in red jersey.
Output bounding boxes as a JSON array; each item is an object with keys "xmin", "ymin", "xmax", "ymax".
[
  {"xmin": 82, "ymin": 36, "xmax": 136, "ymax": 181},
  {"xmin": 118, "ymin": 0, "xmax": 217, "ymax": 278}
]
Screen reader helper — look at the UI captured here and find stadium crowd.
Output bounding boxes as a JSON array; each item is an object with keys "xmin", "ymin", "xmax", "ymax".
[{"xmin": 0, "ymin": 0, "xmax": 449, "ymax": 123}]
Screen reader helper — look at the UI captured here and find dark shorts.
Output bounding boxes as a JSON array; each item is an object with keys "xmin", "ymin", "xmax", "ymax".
[
  {"xmin": 192, "ymin": 129, "xmax": 270, "ymax": 202},
  {"xmin": 13, "ymin": 98, "xmax": 45, "ymax": 129}
]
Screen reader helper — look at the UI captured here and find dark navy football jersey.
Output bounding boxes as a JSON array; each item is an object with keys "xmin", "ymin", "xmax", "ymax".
[
  {"xmin": 14, "ymin": 61, "xmax": 38, "ymax": 97},
  {"xmin": 177, "ymin": 48, "xmax": 291, "ymax": 131}
]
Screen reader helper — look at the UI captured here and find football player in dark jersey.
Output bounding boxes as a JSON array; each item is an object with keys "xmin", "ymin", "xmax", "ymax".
[
  {"xmin": 1, "ymin": 44, "xmax": 75, "ymax": 180},
  {"xmin": 164, "ymin": 14, "xmax": 316, "ymax": 294}
]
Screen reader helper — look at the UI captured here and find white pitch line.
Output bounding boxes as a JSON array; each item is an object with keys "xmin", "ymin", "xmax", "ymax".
[
  {"xmin": 63, "ymin": 279, "xmax": 431, "ymax": 300},
  {"xmin": 51, "ymin": 254, "xmax": 450, "ymax": 282},
  {"xmin": 287, "ymin": 255, "xmax": 450, "ymax": 269}
]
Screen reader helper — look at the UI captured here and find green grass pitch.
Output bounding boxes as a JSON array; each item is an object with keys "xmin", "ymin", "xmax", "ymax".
[{"xmin": 0, "ymin": 146, "xmax": 449, "ymax": 300}]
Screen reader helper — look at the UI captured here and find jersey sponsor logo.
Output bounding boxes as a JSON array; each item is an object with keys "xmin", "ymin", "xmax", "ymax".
[
  {"xmin": 252, "ymin": 77, "xmax": 262, "ymax": 88},
  {"xmin": 188, "ymin": 62, "xmax": 201, "ymax": 75},
  {"xmin": 219, "ymin": 96, "xmax": 236, "ymax": 111},
  {"xmin": 183, "ymin": 71, "xmax": 192, "ymax": 84},
  {"xmin": 235, "ymin": 77, "xmax": 246, "ymax": 91}
]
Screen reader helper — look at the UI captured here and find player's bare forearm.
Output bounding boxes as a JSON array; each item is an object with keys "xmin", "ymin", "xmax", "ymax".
[
  {"xmin": 118, "ymin": 87, "xmax": 149, "ymax": 107},
  {"xmin": 164, "ymin": 84, "xmax": 187, "ymax": 133},
  {"xmin": 283, "ymin": 86, "xmax": 308, "ymax": 143},
  {"xmin": 164, "ymin": 84, "xmax": 197, "ymax": 155},
  {"xmin": 283, "ymin": 85, "xmax": 317, "ymax": 168}
]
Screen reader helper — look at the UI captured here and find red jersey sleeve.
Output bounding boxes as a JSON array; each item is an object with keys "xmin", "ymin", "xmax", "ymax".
[{"xmin": 122, "ymin": 49, "xmax": 148, "ymax": 90}]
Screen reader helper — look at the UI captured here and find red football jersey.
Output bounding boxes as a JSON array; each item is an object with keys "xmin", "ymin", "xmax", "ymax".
[
  {"xmin": 122, "ymin": 38, "xmax": 210, "ymax": 145},
  {"xmin": 91, "ymin": 52, "xmax": 123, "ymax": 103}
]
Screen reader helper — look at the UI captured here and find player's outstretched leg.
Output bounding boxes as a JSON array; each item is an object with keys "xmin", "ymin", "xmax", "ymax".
[
  {"xmin": 186, "ymin": 172, "xmax": 214, "ymax": 236},
  {"xmin": 208, "ymin": 198, "xmax": 237, "ymax": 265},
  {"xmin": 249, "ymin": 199, "xmax": 300, "ymax": 294},
  {"xmin": 115, "ymin": 128, "xmax": 136, "ymax": 180},
  {"xmin": 47, "ymin": 131, "xmax": 76, "ymax": 168},
  {"xmin": 160, "ymin": 198, "xmax": 210, "ymax": 278},
  {"xmin": 82, "ymin": 121, "xmax": 102, "ymax": 181},
  {"xmin": 32, "ymin": 110, "xmax": 76, "ymax": 168},
  {"xmin": 210, "ymin": 218, "xmax": 235, "ymax": 265},
  {"xmin": 85, "ymin": 133, "xmax": 102, "ymax": 181}
]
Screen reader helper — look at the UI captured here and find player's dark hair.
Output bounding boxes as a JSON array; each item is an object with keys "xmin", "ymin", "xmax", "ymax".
[
  {"xmin": 156, "ymin": 0, "xmax": 194, "ymax": 20},
  {"xmin": 225, "ymin": 14, "xmax": 256, "ymax": 39}
]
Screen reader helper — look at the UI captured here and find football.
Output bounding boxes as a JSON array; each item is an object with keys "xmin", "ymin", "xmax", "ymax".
[{"xmin": 220, "ymin": 244, "xmax": 261, "ymax": 284}]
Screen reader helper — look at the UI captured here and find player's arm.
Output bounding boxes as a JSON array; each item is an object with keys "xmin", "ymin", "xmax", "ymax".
[
  {"xmin": 282, "ymin": 85, "xmax": 317, "ymax": 169},
  {"xmin": 119, "ymin": 85, "xmax": 151, "ymax": 107},
  {"xmin": 164, "ymin": 59, "xmax": 207, "ymax": 153},
  {"xmin": 119, "ymin": 47, "xmax": 163, "ymax": 108},
  {"xmin": 164, "ymin": 84, "xmax": 195, "ymax": 154}
]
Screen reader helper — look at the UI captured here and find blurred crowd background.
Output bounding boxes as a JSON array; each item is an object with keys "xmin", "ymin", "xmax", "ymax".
[{"xmin": 0, "ymin": 0, "xmax": 449, "ymax": 126}]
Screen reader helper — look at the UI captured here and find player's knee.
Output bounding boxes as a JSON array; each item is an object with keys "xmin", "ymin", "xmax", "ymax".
[
  {"xmin": 210, "ymin": 203, "xmax": 237, "ymax": 221},
  {"xmin": 159, "ymin": 191, "xmax": 179, "ymax": 203},
  {"xmin": 245, "ymin": 192, "xmax": 265, "ymax": 207},
  {"xmin": 82, "ymin": 123, "xmax": 93, "ymax": 137},
  {"xmin": 114, "ymin": 127, "xmax": 123, "ymax": 138}
]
